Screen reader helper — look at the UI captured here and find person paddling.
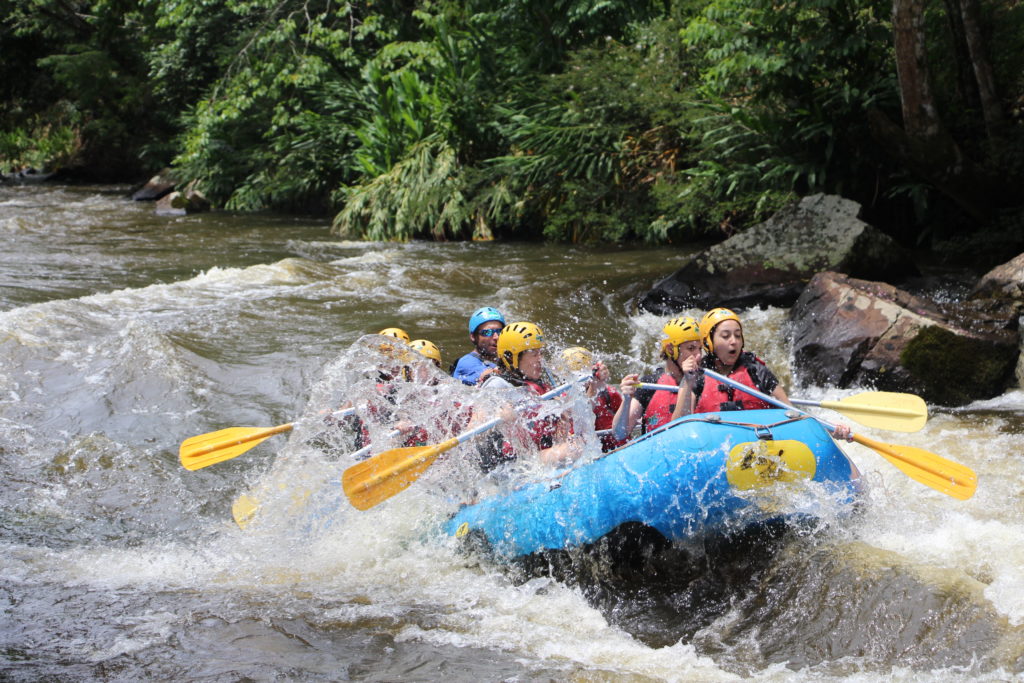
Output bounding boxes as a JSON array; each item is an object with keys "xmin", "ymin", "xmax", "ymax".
[
  {"xmin": 477, "ymin": 322, "xmax": 580, "ymax": 468},
  {"xmin": 453, "ymin": 307, "xmax": 505, "ymax": 385},
  {"xmin": 687, "ymin": 308, "xmax": 853, "ymax": 440},
  {"xmin": 561, "ymin": 346, "xmax": 625, "ymax": 452},
  {"xmin": 611, "ymin": 316, "xmax": 702, "ymax": 442}
]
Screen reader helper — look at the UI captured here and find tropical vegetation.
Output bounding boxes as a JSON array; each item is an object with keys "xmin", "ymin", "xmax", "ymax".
[{"xmin": 2, "ymin": 0, "xmax": 1022, "ymax": 259}]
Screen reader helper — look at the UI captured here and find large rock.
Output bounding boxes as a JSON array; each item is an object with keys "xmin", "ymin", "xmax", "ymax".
[
  {"xmin": 968, "ymin": 252, "xmax": 1024, "ymax": 388},
  {"xmin": 789, "ymin": 272, "xmax": 1019, "ymax": 405},
  {"xmin": 970, "ymin": 252, "xmax": 1024, "ymax": 300},
  {"xmin": 640, "ymin": 194, "xmax": 918, "ymax": 314}
]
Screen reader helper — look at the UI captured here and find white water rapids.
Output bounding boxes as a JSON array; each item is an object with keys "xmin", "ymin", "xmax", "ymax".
[{"xmin": 1, "ymin": 185, "xmax": 1022, "ymax": 681}]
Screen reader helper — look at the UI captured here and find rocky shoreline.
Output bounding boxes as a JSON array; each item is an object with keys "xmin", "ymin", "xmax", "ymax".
[{"xmin": 639, "ymin": 194, "xmax": 1023, "ymax": 406}]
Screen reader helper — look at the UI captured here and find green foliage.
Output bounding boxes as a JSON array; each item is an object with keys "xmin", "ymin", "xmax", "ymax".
[
  {"xmin": 469, "ymin": 16, "xmax": 707, "ymax": 242},
  {"xmin": 3, "ymin": 0, "xmax": 1021, "ymax": 248},
  {"xmin": 681, "ymin": 0, "xmax": 899, "ymax": 206},
  {"xmin": 1, "ymin": 0, "xmax": 170, "ymax": 176},
  {"xmin": 171, "ymin": 0, "xmax": 398, "ymax": 210},
  {"xmin": 0, "ymin": 116, "xmax": 81, "ymax": 173},
  {"xmin": 334, "ymin": 134, "xmax": 479, "ymax": 240}
]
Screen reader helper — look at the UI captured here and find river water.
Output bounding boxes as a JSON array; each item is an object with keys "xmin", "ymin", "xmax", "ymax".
[{"xmin": 1, "ymin": 184, "xmax": 1022, "ymax": 681}]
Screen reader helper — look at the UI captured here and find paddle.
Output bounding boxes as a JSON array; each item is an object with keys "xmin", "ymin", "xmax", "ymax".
[
  {"xmin": 637, "ymin": 383, "xmax": 928, "ymax": 432},
  {"xmin": 179, "ymin": 407, "xmax": 356, "ymax": 471},
  {"xmin": 789, "ymin": 393, "xmax": 927, "ymax": 433},
  {"xmin": 700, "ymin": 369, "xmax": 976, "ymax": 500},
  {"xmin": 342, "ymin": 381, "xmax": 575, "ymax": 511}
]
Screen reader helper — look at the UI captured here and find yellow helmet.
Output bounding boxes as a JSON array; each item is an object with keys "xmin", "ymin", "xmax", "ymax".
[
  {"xmin": 561, "ymin": 346, "xmax": 594, "ymax": 373},
  {"xmin": 378, "ymin": 327, "xmax": 411, "ymax": 344},
  {"xmin": 497, "ymin": 322, "xmax": 545, "ymax": 370},
  {"xmin": 699, "ymin": 308, "xmax": 741, "ymax": 353},
  {"xmin": 409, "ymin": 339, "xmax": 442, "ymax": 366},
  {"xmin": 660, "ymin": 316, "xmax": 701, "ymax": 360}
]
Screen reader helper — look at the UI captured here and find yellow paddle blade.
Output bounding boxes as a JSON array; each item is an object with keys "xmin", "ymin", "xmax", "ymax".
[
  {"xmin": 342, "ymin": 438, "xmax": 460, "ymax": 511},
  {"xmin": 822, "ymin": 392, "xmax": 928, "ymax": 433},
  {"xmin": 179, "ymin": 423, "xmax": 294, "ymax": 471},
  {"xmin": 853, "ymin": 434, "xmax": 977, "ymax": 500},
  {"xmin": 726, "ymin": 440, "xmax": 816, "ymax": 490},
  {"xmin": 232, "ymin": 494, "xmax": 261, "ymax": 529}
]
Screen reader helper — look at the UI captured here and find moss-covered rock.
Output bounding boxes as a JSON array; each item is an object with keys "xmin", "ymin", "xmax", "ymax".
[
  {"xmin": 641, "ymin": 194, "xmax": 919, "ymax": 314},
  {"xmin": 901, "ymin": 326, "xmax": 1019, "ymax": 406},
  {"xmin": 790, "ymin": 272, "xmax": 1020, "ymax": 405}
]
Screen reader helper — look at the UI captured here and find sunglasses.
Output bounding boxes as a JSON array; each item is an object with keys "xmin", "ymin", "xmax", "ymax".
[{"xmin": 476, "ymin": 328, "xmax": 502, "ymax": 337}]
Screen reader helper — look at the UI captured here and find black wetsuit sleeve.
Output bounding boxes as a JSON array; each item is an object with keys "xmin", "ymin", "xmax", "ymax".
[{"xmin": 745, "ymin": 354, "xmax": 780, "ymax": 395}]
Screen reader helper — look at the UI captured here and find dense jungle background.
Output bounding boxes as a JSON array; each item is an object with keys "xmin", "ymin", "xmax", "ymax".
[{"xmin": 2, "ymin": 0, "xmax": 1022, "ymax": 263}]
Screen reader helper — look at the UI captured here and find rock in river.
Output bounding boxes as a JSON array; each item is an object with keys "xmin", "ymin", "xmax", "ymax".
[
  {"xmin": 790, "ymin": 271, "xmax": 1020, "ymax": 406},
  {"xmin": 639, "ymin": 194, "xmax": 918, "ymax": 314}
]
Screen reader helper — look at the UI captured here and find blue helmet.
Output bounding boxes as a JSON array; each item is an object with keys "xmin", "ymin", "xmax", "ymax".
[{"xmin": 468, "ymin": 306, "xmax": 505, "ymax": 334}]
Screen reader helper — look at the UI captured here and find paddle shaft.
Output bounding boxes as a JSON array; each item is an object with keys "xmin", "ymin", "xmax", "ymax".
[
  {"xmin": 185, "ymin": 422, "xmax": 295, "ymax": 459},
  {"xmin": 433, "ymin": 379, "xmax": 576, "ymax": 449},
  {"xmin": 350, "ymin": 428, "xmax": 401, "ymax": 460},
  {"xmin": 185, "ymin": 407, "xmax": 356, "ymax": 459},
  {"xmin": 638, "ymin": 383, "xmax": 681, "ymax": 392},
  {"xmin": 343, "ymin": 381, "xmax": 577, "ymax": 509},
  {"xmin": 640, "ymin": 383, "xmax": 926, "ymax": 430}
]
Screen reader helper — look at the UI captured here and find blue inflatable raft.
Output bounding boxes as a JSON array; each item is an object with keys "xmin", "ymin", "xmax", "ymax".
[{"xmin": 445, "ymin": 409, "xmax": 862, "ymax": 560}]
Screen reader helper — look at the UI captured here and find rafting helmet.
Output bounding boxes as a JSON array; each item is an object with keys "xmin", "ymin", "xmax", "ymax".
[
  {"xmin": 377, "ymin": 327, "xmax": 412, "ymax": 363},
  {"xmin": 561, "ymin": 346, "xmax": 594, "ymax": 373},
  {"xmin": 409, "ymin": 339, "xmax": 442, "ymax": 367},
  {"xmin": 660, "ymin": 316, "xmax": 701, "ymax": 361},
  {"xmin": 699, "ymin": 308, "xmax": 741, "ymax": 354},
  {"xmin": 468, "ymin": 307, "xmax": 505, "ymax": 335},
  {"xmin": 378, "ymin": 327, "xmax": 411, "ymax": 344},
  {"xmin": 497, "ymin": 322, "xmax": 545, "ymax": 370}
]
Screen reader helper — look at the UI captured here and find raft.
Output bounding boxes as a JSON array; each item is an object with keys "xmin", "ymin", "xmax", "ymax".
[{"xmin": 445, "ymin": 409, "xmax": 862, "ymax": 560}]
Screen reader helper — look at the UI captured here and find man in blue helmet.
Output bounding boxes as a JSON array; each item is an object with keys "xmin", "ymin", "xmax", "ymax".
[{"xmin": 452, "ymin": 306, "xmax": 505, "ymax": 385}]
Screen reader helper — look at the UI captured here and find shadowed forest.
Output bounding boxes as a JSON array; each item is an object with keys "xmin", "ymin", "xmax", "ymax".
[{"xmin": 2, "ymin": 0, "xmax": 1022, "ymax": 262}]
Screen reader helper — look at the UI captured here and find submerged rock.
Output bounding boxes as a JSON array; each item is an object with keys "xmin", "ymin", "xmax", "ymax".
[
  {"xmin": 789, "ymin": 272, "xmax": 1019, "ymax": 405},
  {"xmin": 639, "ymin": 194, "xmax": 918, "ymax": 314},
  {"xmin": 1, "ymin": 168, "xmax": 55, "ymax": 185}
]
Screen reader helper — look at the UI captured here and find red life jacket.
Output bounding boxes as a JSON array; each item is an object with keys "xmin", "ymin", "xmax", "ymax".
[
  {"xmin": 520, "ymin": 379, "xmax": 562, "ymax": 448},
  {"xmin": 592, "ymin": 386, "xmax": 625, "ymax": 451},
  {"xmin": 643, "ymin": 372, "xmax": 678, "ymax": 432},
  {"xmin": 694, "ymin": 362, "xmax": 774, "ymax": 413}
]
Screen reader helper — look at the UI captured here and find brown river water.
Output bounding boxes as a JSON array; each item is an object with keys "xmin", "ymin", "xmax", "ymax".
[{"xmin": 1, "ymin": 184, "xmax": 1022, "ymax": 681}]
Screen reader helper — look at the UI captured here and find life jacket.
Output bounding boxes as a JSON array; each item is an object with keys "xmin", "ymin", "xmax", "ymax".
[
  {"xmin": 694, "ymin": 358, "xmax": 774, "ymax": 413},
  {"xmin": 643, "ymin": 372, "xmax": 678, "ymax": 432},
  {"xmin": 592, "ymin": 386, "xmax": 625, "ymax": 451},
  {"xmin": 485, "ymin": 371, "xmax": 561, "ymax": 458},
  {"xmin": 518, "ymin": 378, "xmax": 559, "ymax": 447}
]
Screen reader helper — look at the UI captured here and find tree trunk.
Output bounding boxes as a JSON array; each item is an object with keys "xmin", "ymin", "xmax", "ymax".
[
  {"xmin": 941, "ymin": 0, "xmax": 982, "ymax": 116},
  {"xmin": 956, "ymin": 0, "xmax": 1006, "ymax": 141},
  {"xmin": 878, "ymin": 0, "xmax": 1003, "ymax": 220},
  {"xmin": 892, "ymin": 0, "xmax": 940, "ymax": 139}
]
